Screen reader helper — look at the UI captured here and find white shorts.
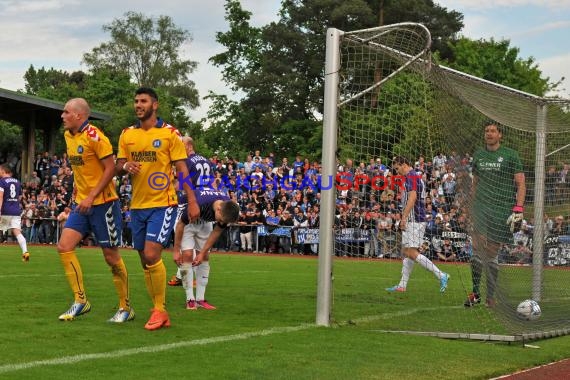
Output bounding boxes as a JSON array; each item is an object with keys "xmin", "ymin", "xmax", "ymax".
[
  {"xmin": 0, "ymin": 215, "xmax": 22, "ymax": 231},
  {"xmin": 180, "ymin": 221, "xmax": 213, "ymax": 252},
  {"xmin": 401, "ymin": 222, "xmax": 426, "ymax": 248}
]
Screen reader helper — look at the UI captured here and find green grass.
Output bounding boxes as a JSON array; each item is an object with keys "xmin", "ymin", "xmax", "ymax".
[{"xmin": 1, "ymin": 245, "xmax": 569, "ymax": 379}]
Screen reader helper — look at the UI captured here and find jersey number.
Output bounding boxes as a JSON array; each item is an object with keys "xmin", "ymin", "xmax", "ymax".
[{"xmin": 196, "ymin": 163, "xmax": 211, "ymax": 186}]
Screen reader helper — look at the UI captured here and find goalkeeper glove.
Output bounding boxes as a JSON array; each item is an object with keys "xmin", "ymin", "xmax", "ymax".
[{"xmin": 506, "ymin": 205, "xmax": 524, "ymax": 232}]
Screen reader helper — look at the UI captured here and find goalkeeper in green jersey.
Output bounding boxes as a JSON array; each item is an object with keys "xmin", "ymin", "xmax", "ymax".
[{"xmin": 464, "ymin": 121, "xmax": 526, "ymax": 307}]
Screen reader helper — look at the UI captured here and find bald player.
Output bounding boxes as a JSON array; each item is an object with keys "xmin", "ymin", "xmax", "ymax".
[{"xmin": 57, "ymin": 98, "xmax": 133, "ymax": 323}]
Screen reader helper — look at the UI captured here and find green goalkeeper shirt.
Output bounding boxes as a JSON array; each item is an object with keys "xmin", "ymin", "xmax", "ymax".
[{"xmin": 472, "ymin": 145, "xmax": 523, "ymax": 242}]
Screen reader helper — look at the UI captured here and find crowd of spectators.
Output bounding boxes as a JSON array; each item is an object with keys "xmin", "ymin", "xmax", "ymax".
[{"xmin": 3, "ymin": 148, "xmax": 570, "ymax": 264}]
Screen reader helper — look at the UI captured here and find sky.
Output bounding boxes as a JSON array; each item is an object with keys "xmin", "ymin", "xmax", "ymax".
[{"xmin": 0, "ymin": 0, "xmax": 568, "ymax": 121}]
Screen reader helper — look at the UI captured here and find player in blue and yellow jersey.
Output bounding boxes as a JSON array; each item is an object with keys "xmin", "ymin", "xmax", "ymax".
[
  {"xmin": 385, "ymin": 156, "xmax": 449, "ymax": 294},
  {"xmin": 58, "ymin": 98, "xmax": 133, "ymax": 323},
  {"xmin": 116, "ymin": 87, "xmax": 199, "ymax": 330},
  {"xmin": 0, "ymin": 164, "xmax": 30, "ymax": 262}
]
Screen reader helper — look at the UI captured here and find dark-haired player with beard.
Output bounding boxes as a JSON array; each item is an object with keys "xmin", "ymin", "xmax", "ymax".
[{"xmin": 116, "ymin": 87, "xmax": 199, "ymax": 330}]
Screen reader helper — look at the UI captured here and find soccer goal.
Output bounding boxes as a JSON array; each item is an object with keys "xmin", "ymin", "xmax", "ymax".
[{"xmin": 317, "ymin": 23, "xmax": 570, "ymax": 341}]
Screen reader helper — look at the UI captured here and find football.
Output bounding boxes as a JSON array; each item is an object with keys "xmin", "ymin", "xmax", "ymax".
[{"xmin": 516, "ymin": 299, "xmax": 541, "ymax": 321}]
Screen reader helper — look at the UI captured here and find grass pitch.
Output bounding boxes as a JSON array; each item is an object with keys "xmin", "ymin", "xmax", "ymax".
[{"xmin": 1, "ymin": 245, "xmax": 569, "ymax": 379}]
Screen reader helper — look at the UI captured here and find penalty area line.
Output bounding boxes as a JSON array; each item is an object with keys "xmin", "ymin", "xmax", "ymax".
[{"xmin": 0, "ymin": 324, "xmax": 314, "ymax": 375}]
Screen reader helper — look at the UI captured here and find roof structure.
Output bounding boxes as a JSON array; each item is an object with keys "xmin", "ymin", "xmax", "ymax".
[
  {"xmin": 0, "ymin": 87, "xmax": 112, "ymax": 179},
  {"xmin": 0, "ymin": 87, "xmax": 111, "ymax": 125}
]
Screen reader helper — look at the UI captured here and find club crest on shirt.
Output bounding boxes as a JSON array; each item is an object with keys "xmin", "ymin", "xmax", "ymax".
[
  {"xmin": 152, "ymin": 139, "xmax": 162, "ymax": 148},
  {"xmin": 498, "ymin": 157, "xmax": 504, "ymax": 162},
  {"xmin": 86, "ymin": 126, "xmax": 101, "ymax": 142},
  {"xmin": 77, "ymin": 145, "xmax": 84, "ymax": 154}
]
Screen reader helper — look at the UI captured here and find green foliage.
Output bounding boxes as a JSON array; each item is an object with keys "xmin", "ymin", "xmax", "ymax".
[
  {"xmin": 209, "ymin": 0, "xmax": 263, "ymax": 93},
  {"xmin": 23, "ymin": 65, "xmax": 82, "ymax": 101},
  {"xmin": 444, "ymin": 37, "xmax": 553, "ymax": 96},
  {"xmin": 339, "ymin": 72, "xmax": 445, "ymax": 163},
  {"xmin": 378, "ymin": 0, "xmax": 464, "ymax": 56},
  {"xmin": 0, "ymin": 122, "xmax": 24, "ymax": 154},
  {"xmin": 206, "ymin": 0, "xmax": 465, "ymax": 157},
  {"xmin": 273, "ymin": 119, "xmax": 322, "ymax": 160},
  {"xmin": 83, "ymin": 11, "xmax": 199, "ymax": 108},
  {"xmin": 4, "ymin": 12, "xmax": 203, "ymax": 157}
]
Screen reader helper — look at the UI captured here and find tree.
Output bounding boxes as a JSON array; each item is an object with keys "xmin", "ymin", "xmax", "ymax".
[
  {"xmin": 83, "ymin": 12, "xmax": 199, "ymax": 108},
  {"xmin": 207, "ymin": 0, "xmax": 465, "ymax": 153},
  {"xmin": 443, "ymin": 37, "xmax": 553, "ymax": 96},
  {"xmin": 20, "ymin": 64, "xmax": 203, "ymax": 152},
  {"xmin": 377, "ymin": 0, "xmax": 464, "ymax": 57}
]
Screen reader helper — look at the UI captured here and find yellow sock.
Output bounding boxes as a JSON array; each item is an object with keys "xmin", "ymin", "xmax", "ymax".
[
  {"xmin": 144, "ymin": 259, "xmax": 167, "ymax": 312},
  {"xmin": 59, "ymin": 251, "xmax": 86, "ymax": 303},
  {"xmin": 111, "ymin": 258, "xmax": 129, "ymax": 310}
]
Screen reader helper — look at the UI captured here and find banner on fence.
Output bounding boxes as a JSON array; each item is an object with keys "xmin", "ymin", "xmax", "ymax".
[
  {"xmin": 295, "ymin": 228, "xmax": 320, "ymax": 244},
  {"xmin": 544, "ymin": 235, "xmax": 570, "ymax": 266},
  {"xmin": 335, "ymin": 228, "xmax": 370, "ymax": 242},
  {"xmin": 257, "ymin": 225, "xmax": 292, "ymax": 237}
]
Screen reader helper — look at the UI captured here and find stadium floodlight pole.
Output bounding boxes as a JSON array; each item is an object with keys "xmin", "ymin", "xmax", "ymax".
[
  {"xmin": 316, "ymin": 27, "xmax": 342, "ymax": 326},
  {"xmin": 532, "ymin": 103, "xmax": 547, "ymax": 302}
]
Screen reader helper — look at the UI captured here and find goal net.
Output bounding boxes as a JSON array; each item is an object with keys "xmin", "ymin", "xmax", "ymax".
[{"xmin": 317, "ymin": 23, "xmax": 570, "ymax": 341}]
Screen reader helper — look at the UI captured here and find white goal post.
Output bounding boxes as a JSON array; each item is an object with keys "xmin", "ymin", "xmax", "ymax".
[{"xmin": 317, "ymin": 23, "xmax": 570, "ymax": 341}]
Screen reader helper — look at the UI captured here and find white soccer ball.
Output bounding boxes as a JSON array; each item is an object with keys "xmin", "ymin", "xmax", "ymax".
[{"xmin": 516, "ymin": 299, "xmax": 541, "ymax": 321}]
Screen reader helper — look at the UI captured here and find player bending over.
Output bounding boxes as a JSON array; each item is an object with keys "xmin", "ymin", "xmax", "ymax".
[{"xmin": 173, "ymin": 188, "xmax": 240, "ymax": 310}]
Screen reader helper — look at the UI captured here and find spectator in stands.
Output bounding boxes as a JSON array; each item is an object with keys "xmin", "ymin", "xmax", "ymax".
[
  {"xmin": 252, "ymin": 208, "xmax": 265, "ymax": 252},
  {"xmin": 414, "ymin": 155, "xmax": 426, "ymax": 174},
  {"xmin": 121, "ymin": 204, "xmax": 132, "ymax": 248},
  {"xmin": 243, "ymin": 154, "xmax": 254, "ymax": 175},
  {"xmin": 552, "ymin": 215, "xmax": 566, "ymax": 236},
  {"xmin": 442, "ymin": 173, "xmax": 456, "ymax": 205},
  {"xmin": 437, "ymin": 239, "xmax": 456, "ymax": 262},
  {"xmin": 509, "ymin": 241, "xmax": 532, "ymax": 264},
  {"xmin": 362, "ymin": 210, "xmax": 376, "ymax": 257},
  {"xmin": 280, "ymin": 157, "xmax": 291, "ymax": 175},
  {"xmin": 238, "ymin": 209, "xmax": 256, "ymax": 252},
  {"xmin": 559, "ymin": 163, "xmax": 569, "ymax": 201},
  {"xmin": 366, "ymin": 158, "xmax": 376, "ymax": 174},
  {"xmin": 264, "ymin": 208, "xmax": 280, "ymax": 253},
  {"xmin": 543, "ymin": 213, "xmax": 554, "ymax": 235},
  {"xmin": 28, "ymin": 171, "xmax": 41, "ymax": 189},
  {"xmin": 545, "ymin": 166, "xmax": 558, "ymax": 205},
  {"xmin": 292, "ymin": 155, "xmax": 304, "ymax": 174},
  {"xmin": 278, "ymin": 209, "xmax": 294, "ymax": 253},
  {"xmin": 458, "ymin": 239, "xmax": 473, "ymax": 262},
  {"xmin": 50, "ymin": 154, "xmax": 62, "ymax": 177},
  {"xmin": 433, "ymin": 152, "xmax": 447, "ymax": 172},
  {"xmin": 21, "ymin": 204, "xmax": 33, "ymax": 242}
]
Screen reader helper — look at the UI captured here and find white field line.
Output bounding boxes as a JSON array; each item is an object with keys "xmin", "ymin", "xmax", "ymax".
[
  {"xmin": 0, "ymin": 270, "xmax": 272, "ymax": 279},
  {"xmin": 0, "ymin": 306, "xmax": 444, "ymax": 374}
]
